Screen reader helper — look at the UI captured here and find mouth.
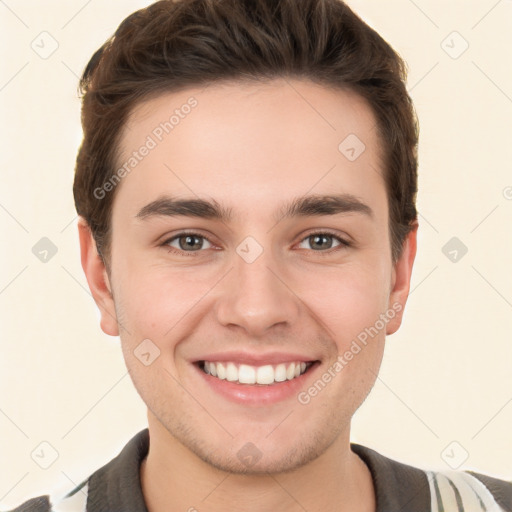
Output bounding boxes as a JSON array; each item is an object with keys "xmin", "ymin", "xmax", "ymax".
[
  {"xmin": 197, "ymin": 360, "xmax": 317, "ymax": 385},
  {"xmin": 192, "ymin": 356, "xmax": 321, "ymax": 406}
]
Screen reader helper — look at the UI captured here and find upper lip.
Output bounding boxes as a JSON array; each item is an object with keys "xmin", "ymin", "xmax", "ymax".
[{"xmin": 192, "ymin": 351, "xmax": 319, "ymax": 366}]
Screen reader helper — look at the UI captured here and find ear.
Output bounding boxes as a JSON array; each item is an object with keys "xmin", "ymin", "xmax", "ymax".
[
  {"xmin": 77, "ymin": 217, "xmax": 119, "ymax": 336},
  {"xmin": 385, "ymin": 222, "xmax": 418, "ymax": 335}
]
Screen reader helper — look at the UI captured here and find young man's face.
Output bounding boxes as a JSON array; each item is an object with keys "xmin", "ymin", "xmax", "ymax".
[{"xmin": 80, "ymin": 78, "xmax": 416, "ymax": 474}]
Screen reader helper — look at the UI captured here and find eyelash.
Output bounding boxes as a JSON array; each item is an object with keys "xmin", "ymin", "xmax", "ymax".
[{"xmin": 161, "ymin": 230, "xmax": 352, "ymax": 257}]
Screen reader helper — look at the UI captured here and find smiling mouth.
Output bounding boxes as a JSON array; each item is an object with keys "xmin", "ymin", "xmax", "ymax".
[{"xmin": 197, "ymin": 360, "xmax": 317, "ymax": 385}]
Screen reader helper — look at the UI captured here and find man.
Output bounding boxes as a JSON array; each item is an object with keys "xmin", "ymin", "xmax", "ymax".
[{"xmin": 9, "ymin": 0, "xmax": 511, "ymax": 510}]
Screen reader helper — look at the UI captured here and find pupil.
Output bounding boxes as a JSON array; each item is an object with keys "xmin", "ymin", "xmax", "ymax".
[
  {"xmin": 180, "ymin": 235, "xmax": 202, "ymax": 251},
  {"xmin": 312, "ymin": 234, "xmax": 331, "ymax": 250}
]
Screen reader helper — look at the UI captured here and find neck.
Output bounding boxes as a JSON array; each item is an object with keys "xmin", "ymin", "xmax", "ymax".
[{"xmin": 140, "ymin": 417, "xmax": 375, "ymax": 512}]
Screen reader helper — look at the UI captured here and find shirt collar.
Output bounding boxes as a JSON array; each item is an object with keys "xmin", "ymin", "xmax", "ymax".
[{"xmin": 352, "ymin": 443, "xmax": 431, "ymax": 511}]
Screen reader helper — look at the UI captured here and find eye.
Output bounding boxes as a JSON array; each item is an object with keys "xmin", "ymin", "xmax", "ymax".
[
  {"xmin": 161, "ymin": 230, "xmax": 351, "ymax": 256},
  {"xmin": 297, "ymin": 231, "xmax": 350, "ymax": 253},
  {"xmin": 164, "ymin": 232, "xmax": 214, "ymax": 253}
]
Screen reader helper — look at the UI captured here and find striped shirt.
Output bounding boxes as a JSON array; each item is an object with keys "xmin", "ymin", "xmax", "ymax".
[{"xmin": 7, "ymin": 428, "xmax": 512, "ymax": 511}]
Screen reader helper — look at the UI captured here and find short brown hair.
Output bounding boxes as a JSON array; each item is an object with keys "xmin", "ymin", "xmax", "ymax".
[{"xmin": 73, "ymin": 0, "xmax": 418, "ymax": 270}]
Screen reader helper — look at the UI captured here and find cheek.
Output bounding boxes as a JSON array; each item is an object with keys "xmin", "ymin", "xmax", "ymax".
[
  {"xmin": 299, "ymin": 261, "xmax": 391, "ymax": 344},
  {"xmin": 112, "ymin": 261, "xmax": 218, "ymax": 342}
]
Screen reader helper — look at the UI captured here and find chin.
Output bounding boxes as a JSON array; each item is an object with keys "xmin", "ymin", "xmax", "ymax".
[
  {"xmin": 171, "ymin": 419, "xmax": 340, "ymax": 476},
  {"xmin": 195, "ymin": 441, "xmax": 325, "ymax": 475}
]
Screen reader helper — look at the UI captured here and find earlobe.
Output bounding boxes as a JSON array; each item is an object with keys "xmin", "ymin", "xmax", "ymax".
[
  {"xmin": 386, "ymin": 223, "xmax": 418, "ymax": 335},
  {"xmin": 77, "ymin": 217, "xmax": 119, "ymax": 337}
]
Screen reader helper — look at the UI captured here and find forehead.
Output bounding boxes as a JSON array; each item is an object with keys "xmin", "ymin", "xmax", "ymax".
[{"xmin": 112, "ymin": 78, "xmax": 386, "ymax": 223}]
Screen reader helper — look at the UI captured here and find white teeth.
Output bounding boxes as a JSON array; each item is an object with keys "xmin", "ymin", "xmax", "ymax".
[
  {"xmin": 217, "ymin": 362, "xmax": 226, "ymax": 379},
  {"xmin": 274, "ymin": 363, "xmax": 287, "ymax": 382},
  {"xmin": 226, "ymin": 362, "xmax": 238, "ymax": 382},
  {"xmin": 202, "ymin": 360, "xmax": 310, "ymax": 385},
  {"xmin": 256, "ymin": 365, "xmax": 275, "ymax": 385},
  {"xmin": 238, "ymin": 364, "xmax": 256, "ymax": 384}
]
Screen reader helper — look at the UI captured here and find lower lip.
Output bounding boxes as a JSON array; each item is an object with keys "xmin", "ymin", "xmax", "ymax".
[{"xmin": 194, "ymin": 362, "xmax": 320, "ymax": 406}]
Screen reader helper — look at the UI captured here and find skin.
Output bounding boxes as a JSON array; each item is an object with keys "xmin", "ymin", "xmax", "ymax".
[{"xmin": 78, "ymin": 78, "xmax": 417, "ymax": 512}]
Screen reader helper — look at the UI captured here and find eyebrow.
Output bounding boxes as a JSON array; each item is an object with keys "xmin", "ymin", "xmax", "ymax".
[{"xmin": 135, "ymin": 193, "xmax": 373, "ymax": 224}]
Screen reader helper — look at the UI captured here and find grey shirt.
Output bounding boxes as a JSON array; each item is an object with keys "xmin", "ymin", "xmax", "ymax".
[{"xmin": 7, "ymin": 428, "xmax": 512, "ymax": 512}]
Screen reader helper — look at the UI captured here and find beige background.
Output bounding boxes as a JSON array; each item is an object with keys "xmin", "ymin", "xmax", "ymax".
[{"xmin": 1, "ymin": 0, "xmax": 511, "ymax": 508}]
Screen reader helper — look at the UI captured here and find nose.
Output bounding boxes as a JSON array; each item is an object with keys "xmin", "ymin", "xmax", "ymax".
[{"xmin": 214, "ymin": 245, "xmax": 300, "ymax": 337}]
